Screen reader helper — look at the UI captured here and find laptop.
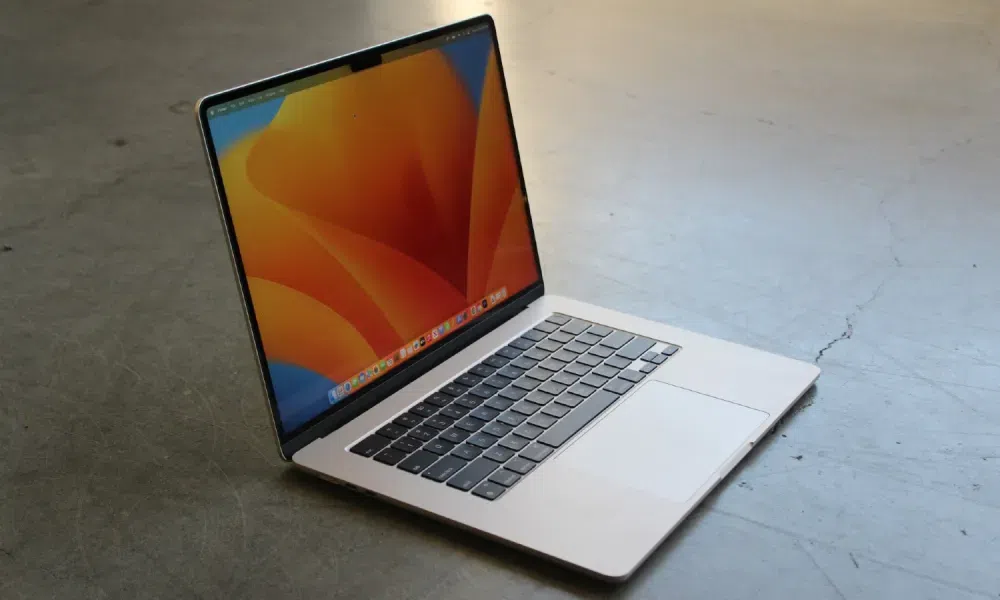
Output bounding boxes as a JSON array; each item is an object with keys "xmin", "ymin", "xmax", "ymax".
[{"xmin": 195, "ymin": 15, "xmax": 819, "ymax": 581}]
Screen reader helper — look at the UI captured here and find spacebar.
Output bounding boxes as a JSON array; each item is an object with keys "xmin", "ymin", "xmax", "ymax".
[{"xmin": 538, "ymin": 390, "xmax": 620, "ymax": 448}]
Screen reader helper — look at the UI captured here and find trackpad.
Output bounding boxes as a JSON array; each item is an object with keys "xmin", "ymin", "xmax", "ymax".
[{"xmin": 555, "ymin": 381, "xmax": 768, "ymax": 503}]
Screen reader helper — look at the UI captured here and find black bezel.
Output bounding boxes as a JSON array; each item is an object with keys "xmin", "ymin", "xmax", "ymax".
[{"xmin": 194, "ymin": 15, "xmax": 546, "ymax": 460}]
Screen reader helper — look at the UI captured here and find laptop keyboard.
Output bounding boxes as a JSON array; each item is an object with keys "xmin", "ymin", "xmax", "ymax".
[{"xmin": 349, "ymin": 314, "xmax": 681, "ymax": 501}]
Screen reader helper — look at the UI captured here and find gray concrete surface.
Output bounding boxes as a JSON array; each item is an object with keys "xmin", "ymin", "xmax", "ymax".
[{"xmin": 2, "ymin": 0, "xmax": 999, "ymax": 598}]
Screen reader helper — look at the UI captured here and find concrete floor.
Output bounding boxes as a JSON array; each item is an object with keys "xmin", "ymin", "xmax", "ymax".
[{"xmin": 2, "ymin": 0, "xmax": 999, "ymax": 598}]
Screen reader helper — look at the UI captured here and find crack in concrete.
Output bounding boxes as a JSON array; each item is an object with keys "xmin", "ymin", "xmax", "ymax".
[{"xmin": 814, "ymin": 281, "xmax": 885, "ymax": 363}]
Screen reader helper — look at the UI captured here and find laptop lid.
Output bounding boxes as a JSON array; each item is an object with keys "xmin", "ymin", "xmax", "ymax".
[{"xmin": 196, "ymin": 15, "xmax": 544, "ymax": 459}]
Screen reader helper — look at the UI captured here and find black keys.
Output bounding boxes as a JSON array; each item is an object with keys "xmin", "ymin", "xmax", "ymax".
[
  {"xmin": 576, "ymin": 332, "xmax": 602, "ymax": 346},
  {"xmin": 467, "ymin": 432, "xmax": 500, "ymax": 449},
  {"xmin": 510, "ymin": 356, "xmax": 538, "ymax": 370},
  {"xmin": 498, "ymin": 386, "xmax": 528, "ymax": 401},
  {"xmin": 641, "ymin": 351, "xmax": 659, "ymax": 363},
  {"xmin": 525, "ymin": 367, "xmax": 553, "ymax": 381},
  {"xmin": 528, "ymin": 413, "xmax": 558, "ymax": 429},
  {"xmin": 520, "ymin": 443, "xmax": 554, "ymax": 462},
  {"xmin": 505, "ymin": 457, "xmax": 536, "ymax": 475},
  {"xmin": 605, "ymin": 378, "xmax": 635, "ymax": 395},
  {"xmin": 538, "ymin": 390, "xmax": 620, "ymax": 448},
  {"xmin": 663, "ymin": 344, "xmax": 680, "ymax": 356},
  {"xmin": 617, "ymin": 337, "xmax": 656, "ymax": 360},
  {"xmin": 393, "ymin": 413, "xmax": 423, "ymax": 429},
  {"xmin": 422, "ymin": 456, "xmax": 466, "ymax": 482},
  {"xmin": 470, "ymin": 363, "xmax": 496, "ymax": 378},
  {"xmin": 538, "ymin": 358, "xmax": 566, "ymax": 372},
  {"xmin": 499, "ymin": 435, "xmax": 530, "ymax": 452},
  {"xmin": 567, "ymin": 383, "xmax": 597, "ymax": 397},
  {"xmin": 454, "ymin": 395, "xmax": 483, "ymax": 410},
  {"xmin": 469, "ymin": 385, "xmax": 498, "ymax": 399},
  {"xmin": 586, "ymin": 324, "xmax": 613, "ymax": 337},
  {"xmin": 522, "ymin": 329, "xmax": 548, "ymax": 342},
  {"xmin": 373, "ymin": 447, "xmax": 408, "ymax": 465},
  {"xmin": 563, "ymin": 341, "xmax": 589, "ymax": 355},
  {"xmin": 391, "ymin": 437, "xmax": 423, "ymax": 453},
  {"xmin": 485, "ymin": 396, "xmax": 515, "ymax": 411},
  {"xmin": 484, "ymin": 374, "xmax": 512, "ymax": 389},
  {"xmin": 524, "ymin": 390, "xmax": 554, "ymax": 405},
  {"xmin": 489, "ymin": 469, "xmax": 521, "ymax": 487},
  {"xmin": 514, "ymin": 424, "xmax": 544, "ymax": 440},
  {"xmin": 554, "ymin": 393, "xmax": 583, "ymax": 408},
  {"xmin": 397, "ymin": 450, "xmax": 439, "ymax": 474},
  {"xmin": 560, "ymin": 319, "xmax": 591, "ymax": 335},
  {"xmin": 483, "ymin": 446, "xmax": 516, "ymax": 463},
  {"xmin": 650, "ymin": 353, "xmax": 667, "ymax": 365},
  {"xmin": 350, "ymin": 434, "xmax": 391, "ymax": 457},
  {"xmin": 496, "ymin": 346, "xmax": 522, "ymax": 360},
  {"xmin": 523, "ymin": 348, "xmax": 550, "ymax": 361},
  {"xmin": 592, "ymin": 364, "xmax": 621, "ymax": 379},
  {"xmin": 376, "ymin": 423, "xmax": 408, "ymax": 440},
  {"xmin": 551, "ymin": 371, "xmax": 578, "ymax": 387},
  {"xmin": 497, "ymin": 411, "xmax": 526, "ymax": 427},
  {"xmin": 546, "ymin": 314, "xmax": 571, "ymax": 325},
  {"xmin": 639, "ymin": 362, "xmax": 657, "ymax": 374},
  {"xmin": 482, "ymin": 421, "xmax": 513, "ymax": 438},
  {"xmin": 472, "ymin": 481, "xmax": 506, "ymax": 500},
  {"xmin": 482, "ymin": 355, "xmax": 509, "ymax": 369},
  {"xmin": 439, "ymin": 405, "xmax": 468, "ymax": 420},
  {"xmin": 535, "ymin": 339, "xmax": 562, "ymax": 353},
  {"xmin": 410, "ymin": 402, "xmax": 438, "ymax": 418},
  {"xmin": 509, "ymin": 338, "xmax": 535, "ymax": 351},
  {"xmin": 548, "ymin": 330, "xmax": 575, "ymax": 344},
  {"xmin": 541, "ymin": 403, "xmax": 571, "ymax": 418},
  {"xmin": 451, "ymin": 444, "xmax": 482, "ymax": 461},
  {"xmin": 425, "ymin": 438, "xmax": 456, "ymax": 455},
  {"xmin": 576, "ymin": 353, "xmax": 603, "ymax": 367},
  {"xmin": 512, "ymin": 377, "xmax": 540, "ymax": 391},
  {"xmin": 498, "ymin": 365, "xmax": 526, "ymax": 380},
  {"xmin": 455, "ymin": 416, "xmax": 486, "ymax": 433},
  {"xmin": 424, "ymin": 392, "xmax": 453, "ymax": 407},
  {"xmin": 538, "ymin": 381, "xmax": 568, "ymax": 396},
  {"xmin": 439, "ymin": 428, "xmax": 470, "ymax": 444},
  {"xmin": 440, "ymin": 383, "xmax": 468, "ymax": 397},
  {"xmin": 618, "ymin": 369, "xmax": 645, "ymax": 383},
  {"xmin": 511, "ymin": 401, "xmax": 540, "ymax": 416},
  {"xmin": 470, "ymin": 406, "xmax": 501, "ymax": 421},
  {"xmin": 587, "ymin": 344, "xmax": 614, "ymax": 358},
  {"xmin": 564, "ymin": 362, "xmax": 591, "ymax": 376},
  {"xmin": 600, "ymin": 330, "xmax": 635, "ymax": 349},
  {"xmin": 447, "ymin": 457, "xmax": 500, "ymax": 491},
  {"xmin": 455, "ymin": 373, "xmax": 483, "ymax": 387},
  {"xmin": 534, "ymin": 321, "xmax": 559, "ymax": 334},
  {"xmin": 580, "ymin": 373, "xmax": 609, "ymax": 388},
  {"xmin": 409, "ymin": 425, "xmax": 438, "ymax": 442},
  {"xmin": 604, "ymin": 355, "xmax": 632, "ymax": 369},
  {"xmin": 424, "ymin": 414, "xmax": 454, "ymax": 430},
  {"xmin": 551, "ymin": 349, "xmax": 578, "ymax": 363}
]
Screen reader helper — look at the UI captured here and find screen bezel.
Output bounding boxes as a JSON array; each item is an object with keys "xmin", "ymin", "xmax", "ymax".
[{"xmin": 195, "ymin": 15, "xmax": 545, "ymax": 460}]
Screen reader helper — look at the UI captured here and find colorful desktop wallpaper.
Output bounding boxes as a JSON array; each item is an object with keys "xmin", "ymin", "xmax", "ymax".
[{"xmin": 208, "ymin": 32, "xmax": 539, "ymax": 432}]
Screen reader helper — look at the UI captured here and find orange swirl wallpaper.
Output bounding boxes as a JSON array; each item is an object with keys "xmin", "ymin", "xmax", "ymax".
[{"xmin": 208, "ymin": 32, "xmax": 539, "ymax": 432}]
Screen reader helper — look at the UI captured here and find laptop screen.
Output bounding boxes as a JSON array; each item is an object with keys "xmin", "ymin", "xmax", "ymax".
[{"xmin": 204, "ymin": 23, "xmax": 540, "ymax": 436}]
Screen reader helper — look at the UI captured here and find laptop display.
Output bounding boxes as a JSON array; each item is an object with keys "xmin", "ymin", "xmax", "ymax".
[{"xmin": 204, "ymin": 25, "xmax": 540, "ymax": 434}]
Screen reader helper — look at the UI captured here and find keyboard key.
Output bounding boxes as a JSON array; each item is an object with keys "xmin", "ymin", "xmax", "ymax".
[
  {"xmin": 525, "ymin": 367, "xmax": 553, "ymax": 381},
  {"xmin": 484, "ymin": 375, "xmax": 512, "ymax": 389},
  {"xmin": 641, "ymin": 351, "xmax": 659, "ymax": 363},
  {"xmin": 523, "ymin": 348, "xmax": 551, "ymax": 361},
  {"xmin": 576, "ymin": 353, "xmax": 602, "ymax": 367},
  {"xmin": 587, "ymin": 344, "xmax": 614, "ymax": 358},
  {"xmin": 539, "ymin": 390, "xmax": 619, "ymax": 448},
  {"xmin": 509, "ymin": 338, "xmax": 535, "ymax": 351},
  {"xmin": 552, "ymin": 371, "xmax": 579, "ymax": 386},
  {"xmin": 455, "ymin": 373, "xmax": 483, "ymax": 387},
  {"xmin": 470, "ymin": 406, "xmax": 500, "ymax": 421},
  {"xmin": 440, "ymin": 383, "xmax": 468, "ymax": 397},
  {"xmin": 497, "ymin": 411, "xmax": 527, "ymax": 427},
  {"xmin": 552, "ymin": 349, "xmax": 578, "ymax": 363},
  {"xmin": 600, "ymin": 330, "xmax": 634, "ymax": 349},
  {"xmin": 563, "ymin": 341, "xmax": 589, "ymax": 355},
  {"xmin": 499, "ymin": 435, "xmax": 530, "ymax": 452},
  {"xmin": 397, "ymin": 450, "xmax": 439, "ymax": 474},
  {"xmin": 554, "ymin": 393, "xmax": 584, "ymax": 408},
  {"xmin": 454, "ymin": 395, "xmax": 483, "ymax": 410},
  {"xmin": 592, "ymin": 364, "xmax": 621, "ymax": 379},
  {"xmin": 605, "ymin": 378, "xmax": 635, "ymax": 395},
  {"xmin": 662, "ymin": 344, "xmax": 680, "ymax": 356},
  {"xmin": 424, "ymin": 392, "xmax": 453, "ymax": 407},
  {"xmin": 535, "ymin": 339, "xmax": 562, "ymax": 353},
  {"xmin": 485, "ymin": 396, "xmax": 515, "ymax": 411},
  {"xmin": 505, "ymin": 457, "xmax": 536, "ymax": 475},
  {"xmin": 482, "ymin": 355, "xmax": 509, "ymax": 369},
  {"xmin": 546, "ymin": 314, "xmax": 571, "ymax": 325},
  {"xmin": 548, "ymin": 331, "xmax": 575, "ymax": 344},
  {"xmin": 496, "ymin": 346, "xmax": 522, "ymax": 360},
  {"xmin": 528, "ymin": 413, "xmax": 558, "ymax": 429},
  {"xmin": 534, "ymin": 321, "xmax": 559, "ymax": 334},
  {"xmin": 514, "ymin": 424, "xmax": 544, "ymax": 440},
  {"xmin": 393, "ymin": 413, "xmax": 423, "ymax": 429},
  {"xmin": 376, "ymin": 423, "xmax": 408, "ymax": 440},
  {"xmin": 409, "ymin": 426, "xmax": 437, "ymax": 442},
  {"xmin": 587, "ymin": 324, "xmax": 613, "ymax": 337},
  {"xmin": 520, "ymin": 443, "xmax": 554, "ymax": 462},
  {"xmin": 469, "ymin": 385, "xmax": 497, "ymax": 399},
  {"xmin": 640, "ymin": 362, "xmax": 657, "ymax": 374},
  {"xmin": 512, "ymin": 377, "xmax": 540, "ymax": 391},
  {"xmin": 617, "ymin": 337, "xmax": 656, "ymax": 360},
  {"xmin": 424, "ymin": 414, "xmax": 454, "ymax": 430},
  {"xmin": 451, "ymin": 444, "xmax": 482, "ymax": 461},
  {"xmin": 564, "ymin": 362, "xmax": 592, "ymax": 376},
  {"xmin": 439, "ymin": 428, "xmax": 470, "ymax": 444},
  {"xmin": 604, "ymin": 355, "xmax": 632, "ymax": 369},
  {"xmin": 538, "ymin": 358, "xmax": 566, "ymax": 372},
  {"xmin": 650, "ymin": 353, "xmax": 667, "ymax": 365},
  {"xmin": 482, "ymin": 421, "xmax": 513, "ymax": 438},
  {"xmin": 538, "ymin": 381, "xmax": 568, "ymax": 395},
  {"xmin": 422, "ymin": 456, "xmax": 465, "ymax": 482},
  {"xmin": 483, "ymin": 446, "xmax": 516, "ymax": 463},
  {"xmin": 560, "ymin": 319, "xmax": 591, "ymax": 335},
  {"xmin": 489, "ymin": 469, "xmax": 521, "ymax": 487},
  {"xmin": 391, "ymin": 437, "xmax": 422, "ymax": 453},
  {"xmin": 455, "ymin": 417, "xmax": 486, "ymax": 433},
  {"xmin": 439, "ymin": 405, "xmax": 468, "ymax": 420},
  {"xmin": 498, "ymin": 386, "xmax": 528, "ymax": 400},
  {"xmin": 409, "ymin": 402, "xmax": 438, "ymax": 418},
  {"xmin": 523, "ymin": 329, "xmax": 548, "ymax": 342},
  {"xmin": 447, "ymin": 458, "xmax": 500, "ymax": 491},
  {"xmin": 470, "ymin": 364, "xmax": 496, "ymax": 378},
  {"xmin": 618, "ymin": 369, "xmax": 645, "ymax": 383},
  {"xmin": 581, "ymin": 374, "xmax": 609, "ymax": 388},
  {"xmin": 350, "ymin": 434, "xmax": 391, "ymax": 457},
  {"xmin": 510, "ymin": 356, "xmax": 538, "ymax": 370},
  {"xmin": 511, "ymin": 401, "xmax": 540, "ymax": 416},
  {"xmin": 525, "ymin": 390, "xmax": 554, "ymax": 405},
  {"xmin": 425, "ymin": 438, "xmax": 456, "ymax": 455},
  {"xmin": 576, "ymin": 332, "xmax": 602, "ymax": 346},
  {"xmin": 541, "ymin": 403, "xmax": 571, "ymax": 418},
  {"xmin": 498, "ymin": 365, "xmax": 526, "ymax": 380},
  {"xmin": 374, "ymin": 447, "xmax": 408, "ymax": 465},
  {"xmin": 472, "ymin": 481, "xmax": 506, "ymax": 500},
  {"xmin": 467, "ymin": 432, "xmax": 500, "ymax": 449}
]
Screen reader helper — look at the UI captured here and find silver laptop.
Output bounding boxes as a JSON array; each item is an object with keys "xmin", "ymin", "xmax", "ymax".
[{"xmin": 195, "ymin": 15, "xmax": 819, "ymax": 580}]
